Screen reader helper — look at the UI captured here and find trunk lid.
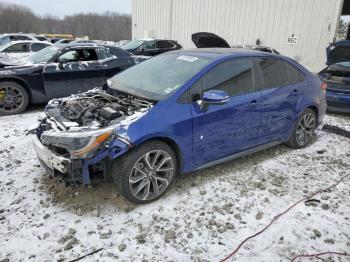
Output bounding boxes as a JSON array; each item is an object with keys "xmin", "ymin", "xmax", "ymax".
[{"xmin": 191, "ymin": 32, "xmax": 230, "ymax": 48}]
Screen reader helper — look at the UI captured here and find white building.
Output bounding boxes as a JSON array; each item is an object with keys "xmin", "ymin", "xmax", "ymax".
[{"xmin": 132, "ymin": 0, "xmax": 349, "ymax": 72}]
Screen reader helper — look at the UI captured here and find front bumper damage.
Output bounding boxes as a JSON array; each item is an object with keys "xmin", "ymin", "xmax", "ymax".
[{"xmin": 32, "ymin": 131, "xmax": 131, "ymax": 185}]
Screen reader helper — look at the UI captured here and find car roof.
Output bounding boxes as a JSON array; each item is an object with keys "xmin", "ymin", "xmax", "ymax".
[
  {"xmin": 169, "ymin": 48, "xmax": 279, "ymax": 59},
  {"xmin": 0, "ymin": 40, "xmax": 52, "ymax": 49}
]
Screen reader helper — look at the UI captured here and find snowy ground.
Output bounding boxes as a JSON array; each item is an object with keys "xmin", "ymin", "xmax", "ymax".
[{"xmin": 0, "ymin": 108, "xmax": 349, "ymax": 262}]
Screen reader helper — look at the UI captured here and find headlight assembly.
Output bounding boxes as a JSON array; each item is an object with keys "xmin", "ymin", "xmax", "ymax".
[{"xmin": 40, "ymin": 127, "xmax": 116, "ymax": 159}]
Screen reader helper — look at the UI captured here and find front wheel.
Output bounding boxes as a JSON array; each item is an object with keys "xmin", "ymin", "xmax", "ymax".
[
  {"xmin": 111, "ymin": 141, "xmax": 177, "ymax": 204},
  {"xmin": 0, "ymin": 81, "xmax": 29, "ymax": 115},
  {"xmin": 287, "ymin": 108, "xmax": 317, "ymax": 148}
]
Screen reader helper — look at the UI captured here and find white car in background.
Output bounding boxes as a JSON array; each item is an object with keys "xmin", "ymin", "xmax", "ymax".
[
  {"xmin": 0, "ymin": 33, "xmax": 49, "ymax": 46},
  {"xmin": 0, "ymin": 41, "xmax": 52, "ymax": 60}
]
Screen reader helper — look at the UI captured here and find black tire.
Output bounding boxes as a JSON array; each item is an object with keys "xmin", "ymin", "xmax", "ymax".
[
  {"xmin": 0, "ymin": 81, "xmax": 29, "ymax": 115},
  {"xmin": 111, "ymin": 141, "xmax": 178, "ymax": 204},
  {"xmin": 286, "ymin": 108, "xmax": 317, "ymax": 148}
]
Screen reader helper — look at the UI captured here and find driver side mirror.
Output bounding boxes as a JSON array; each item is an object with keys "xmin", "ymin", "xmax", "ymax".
[
  {"xmin": 202, "ymin": 90, "xmax": 230, "ymax": 105},
  {"xmin": 197, "ymin": 90, "xmax": 230, "ymax": 110}
]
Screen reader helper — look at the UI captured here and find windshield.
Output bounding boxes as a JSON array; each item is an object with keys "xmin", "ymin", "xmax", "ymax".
[
  {"xmin": 108, "ymin": 53, "xmax": 213, "ymax": 100},
  {"xmin": 0, "ymin": 36, "xmax": 10, "ymax": 46},
  {"xmin": 122, "ymin": 40, "xmax": 145, "ymax": 50},
  {"xmin": 28, "ymin": 46, "xmax": 59, "ymax": 64}
]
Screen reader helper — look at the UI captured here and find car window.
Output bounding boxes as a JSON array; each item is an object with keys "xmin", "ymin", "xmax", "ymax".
[
  {"xmin": 31, "ymin": 43, "xmax": 50, "ymax": 52},
  {"xmin": 35, "ymin": 36, "xmax": 47, "ymax": 41},
  {"xmin": 256, "ymin": 58, "xmax": 287, "ymax": 90},
  {"xmin": 156, "ymin": 40, "xmax": 175, "ymax": 49},
  {"xmin": 202, "ymin": 58, "xmax": 254, "ymax": 97},
  {"xmin": 11, "ymin": 35, "xmax": 31, "ymax": 41},
  {"xmin": 4, "ymin": 43, "xmax": 29, "ymax": 53},
  {"xmin": 58, "ymin": 49, "xmax": 98, "ymax": 63},
  {"xmin": 96, "ymin": 48, "xmax": 115, "ymax": 60},
  {"xmin": 141, "ymin": 41, "xmax": 156, "ymax": 50},
  {"xmin": 284, "ymin": 62, "xmax": 304, "ymax": 84}
]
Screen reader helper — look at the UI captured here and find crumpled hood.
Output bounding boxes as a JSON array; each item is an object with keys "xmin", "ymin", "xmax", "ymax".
[
  {"xmin": 192, "ymin": 32, "xmax": 230, "ymax": 48},
  {"xmin": 326, "ymin": 40, "xmax": 350, "ymax": 66}
]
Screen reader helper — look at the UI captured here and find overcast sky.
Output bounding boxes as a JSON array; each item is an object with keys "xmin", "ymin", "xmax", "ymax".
[{"xmin": 2, "ymin": 0, "xmax": 132, "ymax": 17}]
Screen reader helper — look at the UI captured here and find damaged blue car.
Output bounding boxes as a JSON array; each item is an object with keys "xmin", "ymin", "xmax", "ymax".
[{"xmin": 33, "ymin": 47, "xmax": 326, "ymax": 204}]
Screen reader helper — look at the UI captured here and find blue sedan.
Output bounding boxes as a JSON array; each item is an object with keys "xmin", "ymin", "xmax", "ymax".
[{"xmin": 33, "ymin": 49, "xmax": 327, "ymax": 203}]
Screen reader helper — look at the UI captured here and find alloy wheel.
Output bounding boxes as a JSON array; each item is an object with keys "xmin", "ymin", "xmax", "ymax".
[
  {"xmin": 0, "ymin": 86, "xmax": 24, "ymax": 113},
  {"xmin": 129, "ymin": 150, "xmax": 175, "ymax": 201},
  {"xmin": 295, "ymin": 112, "xmax": 316, "ymax": 146}
]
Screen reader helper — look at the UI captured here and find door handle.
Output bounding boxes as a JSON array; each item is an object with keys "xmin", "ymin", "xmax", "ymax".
[{"xmin": 251, "ymin": 100, "xmax": 257, "ymax": 105}]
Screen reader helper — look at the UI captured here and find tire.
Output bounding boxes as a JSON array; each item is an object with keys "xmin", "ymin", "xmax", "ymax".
[
  {"xmin": 286, "ymin": 108, "xmax": 317, "ymax": 149},
  {"xmin": 0, "ymin": 81, "xmax": 29, "ymax": 115},
  {"xmin": 111, "ymin": 141, "xmax": 178, "ymax": 204}
]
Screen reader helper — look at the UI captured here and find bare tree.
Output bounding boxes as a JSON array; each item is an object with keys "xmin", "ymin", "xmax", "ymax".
[{"xmin": 0, "ymin": 1, "xmax": 131, "ymax": 41}]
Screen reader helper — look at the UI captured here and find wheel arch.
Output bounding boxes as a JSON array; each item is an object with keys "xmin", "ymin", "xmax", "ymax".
[
  {"xmin": 307, "ymin": 105, "xmax": 319, "ymax": 122},
  {"xmin": 134, "ymin": 136, "xmax": 183, "ymax": 175}
]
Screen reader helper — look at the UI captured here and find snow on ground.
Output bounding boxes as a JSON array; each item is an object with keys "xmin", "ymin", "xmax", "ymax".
[{"xmin": 0, "ymin": 109, "xmax": 349, "ymax": 262}]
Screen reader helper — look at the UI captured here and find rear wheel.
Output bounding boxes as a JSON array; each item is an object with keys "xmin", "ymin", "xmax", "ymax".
[
  {"xmin": 0, "ymin": 81, "xmax": 29, "ymax": 115},
  {"xmin": 287, "ymin": 108, "xmax": 317, "ymax": 148},
  {"xmin": 111, "ymin": 141, "xmax": 177, "ymax": 204}
]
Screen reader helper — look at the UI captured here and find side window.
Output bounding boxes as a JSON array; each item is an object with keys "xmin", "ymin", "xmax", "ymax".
[
  {"xmin": 80, "ymin": 49, "xmax": 98, "ymax": 61},
  {"xmin": 157, "ymin": 40, "xmax": 175, "ymax": 49},
  {"xmin": 202, "ymin": 59, "xmax": 254, "ymax": 96},
  {"xmin": 96, "ymin": 48, "xmax": 115, "ymax": 60},
  {"xmin": 58, "ymin": 49, "xmax": 98, "ymax": 63},
  {"xmin": 58, "ymin": 50, "xmax": 79, "ymax": 62},
  {"xmin": 4, "ymin": 43, "xmax": 29, "ymax": 53},
  {"xmin": 141, "ymin": 41, "xmax": 156, "ymax": 50},
  {"xmin": 257, "ymin": 58, "xmax": 287, "ymax": 90},
  {"xmin": 31, "ymin": 43, "xmax": 49, "ymax": 52},
  {"xmin": 11, "ymin": 35, "xmax": 31, "ymax": 41},
  {"xmin": 284, "ymin": 62, "xmax": 304, "ymax": 84}
]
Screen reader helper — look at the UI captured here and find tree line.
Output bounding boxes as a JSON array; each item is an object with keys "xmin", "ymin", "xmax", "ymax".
[{"xmin": 0, "ymin": 1, "xmax": 131, "ymax": 41}]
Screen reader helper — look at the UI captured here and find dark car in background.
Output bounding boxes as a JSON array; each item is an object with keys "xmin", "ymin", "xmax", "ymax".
[
  {"xmin": 0, "ymin": 44, "xmax": 139, "ymax": 115},
  {"xmin": 319, "ymin": 40, "xmax": 350, "ymax": 113},
  {"xmin": 122, "ymin": 39, "xmax": 182, "ymax": 56}
]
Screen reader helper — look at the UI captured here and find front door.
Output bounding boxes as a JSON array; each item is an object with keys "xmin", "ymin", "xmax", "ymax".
[
  {"xmin": 191, "ymin": 58, "xmax": 262, "ymax": 165},
  {"xmin": 42, "ymin": 48, "xmax": 106, "ymax": 99}
]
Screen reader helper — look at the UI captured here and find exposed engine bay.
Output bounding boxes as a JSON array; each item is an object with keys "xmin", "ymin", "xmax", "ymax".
[{"xmin": 44, "ymin": 88, "xmax": 153, "ymax": 131}]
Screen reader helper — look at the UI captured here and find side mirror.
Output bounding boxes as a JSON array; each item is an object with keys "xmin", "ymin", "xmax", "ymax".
[{"xmin": 201, "ymin": 90, "xmax": 230, "ymax": 105}]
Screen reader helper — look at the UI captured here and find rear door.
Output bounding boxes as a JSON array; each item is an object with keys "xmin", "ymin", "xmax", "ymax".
[
  {"xmin": 254, "ymin": 58, "xmax": 304, "ymax": 142},
  {"xmin": 42, "ymin": 48, "xmax": 106, "ymax": 99},
  {"xmin": 191, "ymin": 58, "xmax": 262, "ymax": 165}
]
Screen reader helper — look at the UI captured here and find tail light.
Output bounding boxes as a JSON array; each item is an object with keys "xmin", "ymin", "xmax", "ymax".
[{"xmin": 321, "ymin": 81, "xmax": 327, "ymax": 94}]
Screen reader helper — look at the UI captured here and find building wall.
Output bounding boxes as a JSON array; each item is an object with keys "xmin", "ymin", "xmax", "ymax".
[{"xmin": 132, "ymin": 0, "xmax": 344, "ymax": 72}]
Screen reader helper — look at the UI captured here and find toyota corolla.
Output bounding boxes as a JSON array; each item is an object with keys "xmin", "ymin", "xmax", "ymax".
[{"xmin": 32, "ymin": 48, "xmax": 327, "ymax": 204}]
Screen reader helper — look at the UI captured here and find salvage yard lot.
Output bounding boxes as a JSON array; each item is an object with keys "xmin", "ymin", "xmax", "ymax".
[{"xmin": 0, "ymin": 109, "xmax": 349, "ymax": 262}]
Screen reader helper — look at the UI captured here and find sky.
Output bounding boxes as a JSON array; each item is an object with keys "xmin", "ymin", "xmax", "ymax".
[{"xmin": 2, "ymin": 0, "xmax": 132, "ymax": 17}]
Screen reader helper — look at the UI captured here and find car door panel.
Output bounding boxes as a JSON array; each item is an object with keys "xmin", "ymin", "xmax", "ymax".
[
  {"xmin": 191, "ymin": 91, "xmax": 262, "ymax": 165},
  {"xmin": 43, "ymin": 61, "xmax": 105, "ymax": 99},
  {"xmin": 254, "ymin": 58, "xmax": 303, "ymax": 142},
  {"xmin": 190, "ymin": 58, "xmax": 261, "ymax": 165}
]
